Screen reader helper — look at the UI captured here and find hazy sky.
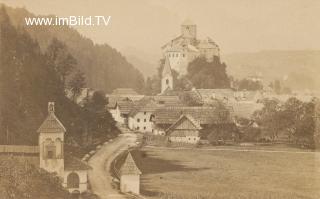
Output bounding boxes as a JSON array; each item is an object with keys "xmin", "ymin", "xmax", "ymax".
[{"xmin": 1, "ymin": 0, "xmax": 320, "ymax": 55}]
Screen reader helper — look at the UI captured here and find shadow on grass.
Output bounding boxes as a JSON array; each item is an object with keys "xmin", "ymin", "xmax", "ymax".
[{"xmin": 114, "ymin": 149, "xmax": 209, "ymax": 197}]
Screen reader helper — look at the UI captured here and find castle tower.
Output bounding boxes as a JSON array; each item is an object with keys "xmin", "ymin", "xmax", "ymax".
[
  {"xmin": 161, "ymin": 57, "xmax": 173, "ymax": 93},
  {"xmin": 181, "ymin": 19, "xmax": 197, "ymax": 39},
  {"xmin": 38, "ymin": 102, "xmax": 66, "ymax": 177}
]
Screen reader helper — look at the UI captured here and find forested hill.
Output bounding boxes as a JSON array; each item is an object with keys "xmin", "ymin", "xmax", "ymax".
[{"xmin": 2, "ymin": 5, "xmax": 145, "ymax": 93}]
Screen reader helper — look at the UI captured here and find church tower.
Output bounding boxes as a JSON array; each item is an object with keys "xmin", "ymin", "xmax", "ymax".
[
  {"xmin": 38, "ymin": 102, "xmax": 66, "ymax": 177},
  {"xmin": 161, "ymin": 57, "xmax": 173, "ymax": 94},
  {"xmin": 181, "ymin": 19, "xmax": 197, "ymax": 39}
]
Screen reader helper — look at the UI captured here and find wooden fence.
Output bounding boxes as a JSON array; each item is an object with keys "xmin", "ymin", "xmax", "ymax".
[{"xmin": 0, "ymin": 145, "xmax": 39, "ymax": 154}]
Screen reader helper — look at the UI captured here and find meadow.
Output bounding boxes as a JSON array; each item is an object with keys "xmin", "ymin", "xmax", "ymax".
[{"xmin": 130, "ymin": 147, "xmax": 320, "ymax": 199}]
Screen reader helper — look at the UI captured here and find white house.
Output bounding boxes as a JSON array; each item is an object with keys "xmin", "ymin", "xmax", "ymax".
[{"xmin": 128, "ymin": 100, "xmax": 158, "ymax": 133}]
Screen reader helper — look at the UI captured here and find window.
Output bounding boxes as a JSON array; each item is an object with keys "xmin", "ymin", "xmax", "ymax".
[
  {"xmin": 169, "ymin": 54, "xmax": 171, "ymax": 57},
  {"xmin": 144, "ymin": 127, "xmax": 146, "ymax": 130},
  {"xmin": 46, "ymin": 145, "xmax": 56, "ymax": 159},
  {"xmin": 137, "ymin": 126, "xmax": 140, "ymax": 130},
  {"xmin": 144, "ymin": 112, "xmax": 146, "ymax": 115},
  {"xmin": 182, "ymin": 54, "xmax": 185, "ymax": 57},
  {"xmin": 67, "ymin": 172, "xmax": 80, "ymax": 188},
  {"xmin": 137, "ymin": 118, "xmax": 140, "ymax": 122},
  {"xmin": 144, "ymin": 119, "xmax": 147, "ymax": 122},
  {"xmin": 166, "ymin": 79, "xmax": 169, "ymax": 85}
]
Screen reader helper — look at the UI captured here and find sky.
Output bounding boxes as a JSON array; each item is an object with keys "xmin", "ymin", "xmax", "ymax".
[{"xmin": 1, "ymin": 0, "xmax": 320, "ymax": 56}]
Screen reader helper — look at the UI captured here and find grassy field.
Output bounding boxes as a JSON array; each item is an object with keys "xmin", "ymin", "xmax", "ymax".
[{"xmin": 130, "ymin": 147, "xmax": 320, "ymax": 199}]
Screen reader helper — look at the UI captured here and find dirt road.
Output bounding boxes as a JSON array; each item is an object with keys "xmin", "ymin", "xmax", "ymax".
[{"xmin": 88, "ymin": 133, "xmax": 138, "ymax": 199}]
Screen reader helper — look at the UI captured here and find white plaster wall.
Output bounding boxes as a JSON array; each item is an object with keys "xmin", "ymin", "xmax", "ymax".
[
  {"xmin": 120, "ymin": 175, "xmax": 140, "ymax": 194},
  {"xmin": 128, "ymin": 112, "xmax": 153, "ymax": 133},
  {"xmin": 39, "ymin": 133, "xmax": 64, "ymax": 177},
  {"xmin": 169, "ymin": 136, "xmax": 200, "ymax": 144},
  {"xmin": 63, "ymin": 170, "xmax": 88, "ymax": 193}
]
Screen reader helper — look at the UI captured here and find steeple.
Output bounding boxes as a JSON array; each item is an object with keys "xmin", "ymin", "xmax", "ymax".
[
  {"xmin": 161, "ymin": 57, "xmax": 173, "ymax": 94},
  {"xmin": 162, "ymin": 56, "xmax": 172, "ymax": 77}
]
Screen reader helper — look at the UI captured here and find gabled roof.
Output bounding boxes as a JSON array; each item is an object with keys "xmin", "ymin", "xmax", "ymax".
[
  {"xmin": 120, "ymin": 152, "xmax": 141, "ymax": 175},
  {"xmin": 166, "ymin": 114, "xmax": 202, "ymax": 133},
  {"xmin": 128, "ymin": 98, "xmax": 159, "ymax": 117},
  {"xmin": 162, "ymin": 57, "xmax": 172, "ymax": 77},
  {"xmin": 37, "ymin": 113, "xmax": 66, "ymax": 133},
  {"xmin": 65, "ymin": 155, "xmax": 92, "ymax": 171}
]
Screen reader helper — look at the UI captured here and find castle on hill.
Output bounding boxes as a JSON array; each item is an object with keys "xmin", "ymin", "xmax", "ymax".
[{"xmin": 162, "ymin": 19, "xmax": 220, "ymax": 75}]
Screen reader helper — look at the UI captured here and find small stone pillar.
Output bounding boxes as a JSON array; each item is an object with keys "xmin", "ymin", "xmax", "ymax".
[{"xmin": 119, "ymin": 152, "xmax": 141, "ymax": 194}]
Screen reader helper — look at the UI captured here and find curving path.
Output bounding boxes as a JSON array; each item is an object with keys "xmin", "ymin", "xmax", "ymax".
[{"xmin": 88, "ymin": 133, "xmax": 138, "ymax": 199}]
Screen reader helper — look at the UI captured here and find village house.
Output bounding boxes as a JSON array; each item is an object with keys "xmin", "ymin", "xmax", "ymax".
[
  {"xmin": 166, "ymin": 114, "xmax": 202, "ymax": 144},
  {"xmin": 152, "ymin": 106, "xmax": 235, "ymax": 144},
  {"xmin": 128, "ymin": 99, "xmax": 159, "ymax": 133},
  {"xmin": 38, "ymin": 102, "xmax": 91, "ymax": 194},
  {"xmin": 106, "ymin": 88, "xmax": 145, "ymax": 120}
]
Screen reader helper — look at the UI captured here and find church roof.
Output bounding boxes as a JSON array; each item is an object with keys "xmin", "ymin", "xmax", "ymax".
[
  {"xmin": 120, "ymin": 152, "xmax": 141, "ymax": 175},
  {"xmin": 37, "ymin": 113, "xmax": 66, "ymax": 133},
  {"xmin": 182, "ymin": 19, "xmax": 195, "ymax": 26},
  {"xmin": 162, "ymin": 57, "xmax": 172, "ymax": 77}
]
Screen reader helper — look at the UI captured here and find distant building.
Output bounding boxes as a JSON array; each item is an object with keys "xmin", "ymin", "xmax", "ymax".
[
  {"xmin": 162, "ymin": 19, "xmax": 220, "ymax": 75},
  {"xmin": 119, "ymin": 152, "xmax": 141, "ymax": 194},
  {"xmin": 38, "ymin": 102, "xmax": 91, "ymax": 194},
  {"xmin": 106, "ymin": 88, "xmax": 145, "ymax": 122}
]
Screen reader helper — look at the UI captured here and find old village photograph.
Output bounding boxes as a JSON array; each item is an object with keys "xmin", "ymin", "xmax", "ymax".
[{"xmin": 0, "ymin": 0, "xmax": 320, "ymax": 199}]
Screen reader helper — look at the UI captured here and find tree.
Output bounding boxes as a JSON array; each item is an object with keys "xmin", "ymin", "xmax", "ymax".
[
  {"xmin": 68, "ymin": 70, "xmax": 86, "ymax": 102},
  {"xmin": 253, "ymin": 99, "xmax": 284, "ymax": 141},
  {"xmin": 187, "ymin": 57, "xmax": 230, "ymax": 89},
  {"xmin": 46, "ymin": 38, "xmax": 76, "ymax": 86},
  {"xmin": 235, "ymin": 79, "xmax": 263, "ymax": 91}
]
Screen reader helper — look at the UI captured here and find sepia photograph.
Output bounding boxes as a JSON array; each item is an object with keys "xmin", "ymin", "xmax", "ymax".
[{"xmin": 0, "ymin": 0, "xmax": 320, "ymax": 198}]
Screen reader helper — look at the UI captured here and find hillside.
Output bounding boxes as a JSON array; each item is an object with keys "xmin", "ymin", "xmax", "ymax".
[
  {"xmin": 2, "ymin": 4, "xmax": 145, "ymax": 93},
  {"xmin": 223, "ymin": 50, "xmax": 320, "ymax": 91}
]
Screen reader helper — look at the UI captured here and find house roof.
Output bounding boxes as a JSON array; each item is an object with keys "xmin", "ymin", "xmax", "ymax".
[
  {"xmin": 153, "ymin": 95, "xmax": 183, "ymax": 106},
  {"xmin": 166, "ymin": 114, "xmax": 202, "ymax": 133},
  {"xmin": 64, "ymin": 155, "xmax": 92, "ymax": 171},
  {"xmin": 37, "ymin": 113, "xmax": 66, "ymax": 133},
  {"xmin": 120, "ymin": 152, "xmax": 141, "ymax": 175},
  {"xmin": 117, "ymin": 100, "xmax": 136, "ymax": 114},
  {"xmin": 153, "ymin": 106, "xmax": 233, "ymax": 125},
  {"xmin": 111, "ymin": 88, "xmax": 139, "ymax": 95},
  {"xmin": 128, "ymin": 98, "xmax": 160, "ymax": 117}
]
